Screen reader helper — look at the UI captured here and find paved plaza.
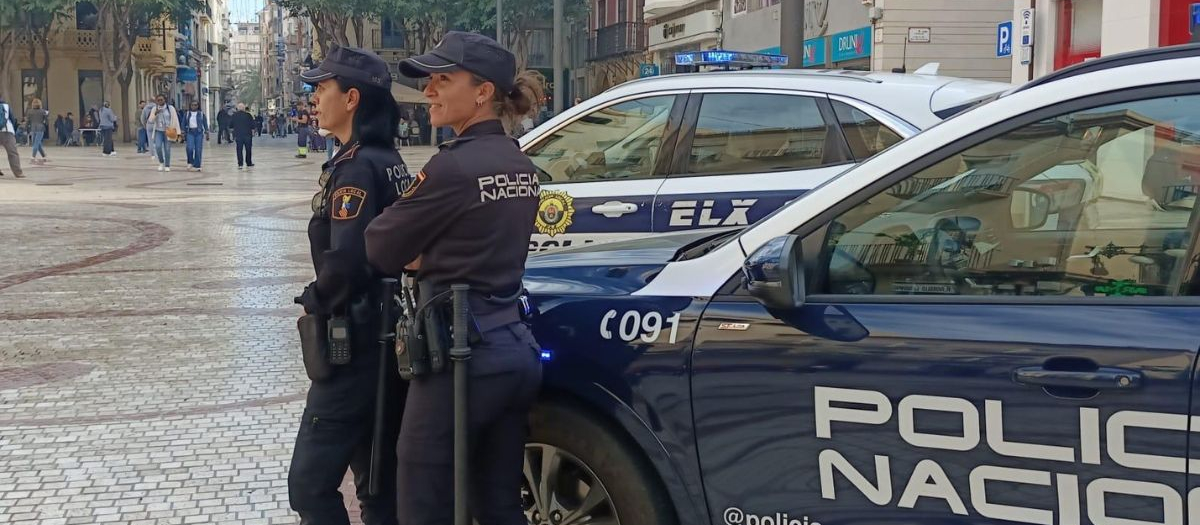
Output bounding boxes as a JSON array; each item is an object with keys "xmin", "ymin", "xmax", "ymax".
[{"xmin": 0, "ymin": 137, "xmax": 439, "ymax": 524}]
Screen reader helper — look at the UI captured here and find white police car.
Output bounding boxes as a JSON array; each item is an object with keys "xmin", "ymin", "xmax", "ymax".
[
  {"xmin": 520, "ymin": 67, "xmax": 1011, "ymax": 252},
  {"xmin": 520, "ymin": 44, "xmax": 1200, "ymax": 525}
]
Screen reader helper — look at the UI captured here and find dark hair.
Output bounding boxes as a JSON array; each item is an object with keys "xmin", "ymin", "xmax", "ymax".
[
  {"xmin": 472, "ymin": 70, "xmax": 546, "ymax": 132},
  {"xmin": 334, "ymin": 77, "xmax": 400, "ymax": 148}
]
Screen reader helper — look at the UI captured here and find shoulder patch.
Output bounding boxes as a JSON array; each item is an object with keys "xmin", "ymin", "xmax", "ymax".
[
  {"xmin": 331, "ymin": 187, "xmax": 367, "ymax": 220},
  {"xmin": 402, "ymin": 171, "xmax": 426, "ymax": 198}
]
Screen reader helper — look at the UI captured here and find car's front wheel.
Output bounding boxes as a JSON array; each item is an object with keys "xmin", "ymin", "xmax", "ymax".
[{"xmin": 524, "ymin": 403, "xmax": 677, "ymax": 525}]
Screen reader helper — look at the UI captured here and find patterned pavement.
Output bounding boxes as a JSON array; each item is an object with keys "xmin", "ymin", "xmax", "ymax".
[{"xmin": 0, "ymin": 137, "xmax": 438, "ymax": 525}]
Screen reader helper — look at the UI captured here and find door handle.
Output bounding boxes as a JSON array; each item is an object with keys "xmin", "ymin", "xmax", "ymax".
[
  {"xmin": 591, "ymin": 201, "xmax": 638, "ymax": 218},
  {"xmin": 1013, "ymin": 366, "xmax": 1143, "ymax": 390}
]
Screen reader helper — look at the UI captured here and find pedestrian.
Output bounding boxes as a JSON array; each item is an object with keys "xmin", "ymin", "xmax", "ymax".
[
  {"xmin": 397, "ymin": 117, "xmax": 410, "ymax": 147},
  {"xmin": 27, "ymin": 98, "xmax": 49, "ymax": 165},
  {"xmin": 294, "ymin": 101, "xmax": 311, "ymax": 158},
  {"xmin": 0, "ymin": 95, "xmax": 25, "ymax": 178},
  {"xmin": 98, "ymin": 101, "xmax": 118, "ymax": 157},
  {"xmin": 182, "ymin": 101, "xmax": 209, "ymax": 171},
  {"xmin": 216, "ymin": 104, "xmax": 232, "ymax": 144},
  {"xmin": 147, "ymin": 94, "xmax": 180, "ymax": 172},
  {"xmin": 136, "ymin": 101, "xmax": 149, "ymax": 153},
  {"xmin": 54, "ymin": 114, "xmax": 65, "ymax": 146},
  {"xmin": 254, "ymin": 112, "xmax": 264, "ymax": 136},
  {"xmin": 64, "ymin": 112, "xmax": 75, "ymax": 146},
  {"xmin": 364, "ymin": 31, "xmax": 545, "ymax": 525},
  {"xmin": 231, "ymin": 103, "xmax": 255, "ymax": 169},
  {"xmin": 289, "ymin": 45, "xmax": 411, "ymax": 525}
]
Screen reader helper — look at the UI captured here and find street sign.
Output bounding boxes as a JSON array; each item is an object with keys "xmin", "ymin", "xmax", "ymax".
[
  {"xmin": 997, "ymin": 20, "xmax": 1013, "ymax": 58},
  {"xmin": 908, "ymin": 27, "xmax": 931, "ymax": 43},
  {"xmin": 639, "ymin": 63, "xmax": 660, "ymax": 78},
  {"xmin": 1019, "ymin": 8, "xmax": 1035, "ymax": 47}
]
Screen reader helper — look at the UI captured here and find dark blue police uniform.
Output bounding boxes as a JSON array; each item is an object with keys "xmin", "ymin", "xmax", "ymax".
[
  {"xmin": 290, "ymin": 47, "xmax": 413, "ymax": 525},
  {"xmin": 364, "ymin": 32, "xmax": 543, "ymax": 525}
]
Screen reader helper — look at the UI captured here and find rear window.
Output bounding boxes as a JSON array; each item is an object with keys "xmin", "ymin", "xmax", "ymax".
[{"xmin": 831, "ymin": 100, "xmax": 904, "ymax": 160}]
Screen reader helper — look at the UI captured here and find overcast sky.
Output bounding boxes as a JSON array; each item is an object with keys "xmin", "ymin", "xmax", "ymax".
[{"xmin": 229, "ymin": 0, "xmax": 264, "ymax": 24}]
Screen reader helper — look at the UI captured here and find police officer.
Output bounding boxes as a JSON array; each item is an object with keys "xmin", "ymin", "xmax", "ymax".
[
  {"xmin": 364, "ymin": 32, "xmax": 545, "ymax": 525},
  {"xmin": 290, "ymin": 46, "xmax": 411, "ymax": 525}
]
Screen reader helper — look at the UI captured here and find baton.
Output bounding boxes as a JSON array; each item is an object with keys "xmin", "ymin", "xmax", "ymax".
[
  {"xmin": 370, "ymin": 278, "xmax": 398, "ymax": 496},
  {"xmin": 450, "ymin": 284, "xmax": 472, "ymax": 525}
]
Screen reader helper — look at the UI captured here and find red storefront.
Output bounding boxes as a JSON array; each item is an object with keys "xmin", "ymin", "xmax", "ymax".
[{"xmin": 1053, "ymin": 0, "xmax": 1199, "ymax": 70}]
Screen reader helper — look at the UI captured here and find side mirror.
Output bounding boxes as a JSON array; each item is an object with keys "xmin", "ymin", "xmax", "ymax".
[
  {"xmin": 743, "ymin": 235, "xmax": 805, "ymax": 309},
  {"xmin": 1010, "ymin": 188, "xmax": 1052, "ymax": 230}
]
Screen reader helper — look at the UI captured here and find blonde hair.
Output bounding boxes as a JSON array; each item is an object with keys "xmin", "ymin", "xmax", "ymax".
[{"xmin": 473, "ymin": 70, "xmax": 546, "ymax": 133}]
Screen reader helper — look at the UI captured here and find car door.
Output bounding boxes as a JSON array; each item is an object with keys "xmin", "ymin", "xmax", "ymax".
[
  {"xmin": 522, "ymin": 92, "xmax": 686, "ymax": 252},
  {"xmin": 651, "ymin": 92, "xmax": 905, "ymax": 235},
  {"xmin": 690, "ymin": 86, "xmax": 1200, "ymax": 525}
]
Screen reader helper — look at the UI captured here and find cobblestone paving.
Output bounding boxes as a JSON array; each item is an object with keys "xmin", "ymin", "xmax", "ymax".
[{"xmin": 0, "ymin": 138, "xmax": 438, "ymax": 524}]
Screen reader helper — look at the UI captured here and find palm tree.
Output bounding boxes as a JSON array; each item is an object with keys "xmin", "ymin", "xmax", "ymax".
[{"xmin": 234, "ymin": 69, "xmax": 263, "ymax": 110}]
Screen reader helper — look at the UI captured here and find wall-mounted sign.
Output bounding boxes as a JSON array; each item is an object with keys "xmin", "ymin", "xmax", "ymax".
[
  {"xmin": 908, "ymin": 27, "xmax": 931, "ymax": 43},
  {"xmin": 648, "ymin": 10, "xmax": 721, "ymax": 48}
]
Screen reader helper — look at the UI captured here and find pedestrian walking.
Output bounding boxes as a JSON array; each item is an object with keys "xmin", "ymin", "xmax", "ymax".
[
  {"xmin": 98, "ymin": 101, "xmax": 118, "ymax": 157},
  {"xmin": 54, "ymin": 114, "xmax": 66, "ymax": 146},
  {"xmin": 364, "ymin": 31, "xmax": 546, "ymax": 525},
  {"xmin": 135, "ymin": 101, "xmax": 149, "ymax": 153},
  {"xmin": 183, "ymin": 102, "xmax": 209, "ymax": 171},
  {"xmin": 0, "ymin": 95, "xmax": 25, "ymax": 178},
  {"xmin": 289, "ymin": 46, "xmax": 412, "ymax": 525},
  {"xmin": 231, "ymin": 103, "xmax": 255, "ymax": 169},
  {"xmin": 254, "ymin": 112, "xmax": 264, "ymax": 136},
  {"xmin": 147, "ymin": 94, "xmax": 180, "ymax": 172},
  {"xmin": 216, "ymin": 105, "xmax": 232, "ymax": 144},
  {"xmin": 27, "ymin": 98, "xmax": 49, "ymax": 165}
]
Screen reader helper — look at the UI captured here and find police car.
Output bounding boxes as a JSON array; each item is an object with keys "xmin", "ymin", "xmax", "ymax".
[
  {"xmin": 520, "ymin": 44, "xmax": 1200, "ymax": 525},
  {"xmin": 520, "ymin": 67, "xmax": 1011, "ymax": 252}
]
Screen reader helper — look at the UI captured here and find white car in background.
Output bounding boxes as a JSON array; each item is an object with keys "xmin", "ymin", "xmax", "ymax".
[{"xmin": 518, "ymin": 66, "xmax": 1012, "ymax": 252}]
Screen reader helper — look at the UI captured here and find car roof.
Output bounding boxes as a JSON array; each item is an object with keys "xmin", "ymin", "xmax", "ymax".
[{"xmin": 597, "ymin": 68, "xmax": 1012, "ymax": 129}]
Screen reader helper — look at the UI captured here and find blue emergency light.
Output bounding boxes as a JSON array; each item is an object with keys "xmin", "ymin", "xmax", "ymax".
[{"xmin": 674, "ymin": 50, "xmax": 789, "ymax": 68}]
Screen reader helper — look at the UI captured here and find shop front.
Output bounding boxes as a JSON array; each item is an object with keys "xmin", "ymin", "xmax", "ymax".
[{"xmin": 648, "ymin": 9, "xmax": 722, "ymax": 73}]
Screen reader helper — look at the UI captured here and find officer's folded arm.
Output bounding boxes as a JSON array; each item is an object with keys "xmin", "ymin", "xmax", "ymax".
[{"xmin": 365, "ymin": 159, "xmax": 471, "ymax": 275}]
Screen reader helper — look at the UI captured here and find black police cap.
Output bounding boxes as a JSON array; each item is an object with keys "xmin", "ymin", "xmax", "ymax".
[
  {"xmin": 399, "ymin": 31, "xmax": 517, "ymax": 95},
  {"xmin": 300, "ymin": 46, "xmax": 392, "ymax": 89}
]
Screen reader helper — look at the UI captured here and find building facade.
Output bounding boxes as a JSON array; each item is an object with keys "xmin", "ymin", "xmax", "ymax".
[
  {"xmin": 230, "ymin": 22, "xmax": 262, "ymax": 96},
  {"xmin": 2, "ymin": 1, "xmax": 176, "ymax": 142},
  {"xmin": 1009, "ymin": 0, "xmax": 1200, "ymax": 83},
  {"xmin": 586, "ymin": 0, "xmax": 649, "ymax": 93},
  {"xmin": 870, "ymin": 0, "xmax": 1013, "ymax": 82}
]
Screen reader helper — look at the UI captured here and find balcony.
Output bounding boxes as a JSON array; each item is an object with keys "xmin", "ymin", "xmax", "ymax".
[{"xmin": 588, "ymin": 22, "xmax": 646, "ymax": 61}]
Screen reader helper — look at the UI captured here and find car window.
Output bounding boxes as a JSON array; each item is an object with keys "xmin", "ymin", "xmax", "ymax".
[
  {"xmin": 525, "ymin": 95, "xmax": 676, "ymax": 183},
  {"xmin": 831, "ymin": 99, "xmax": 904, "ymax": 160},
  {"xmin": 814, "ymin": 94, "xmax": 1200, "ymax": 298},
  {"xmin": 685, "ymin": 93, "xmax": 840, "ymax": 176}
]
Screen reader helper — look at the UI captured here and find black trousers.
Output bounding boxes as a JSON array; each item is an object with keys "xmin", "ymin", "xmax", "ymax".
[
  {"xmin": 235, "ymin": 137, "xmax": 253, "ymax": 166},
  {"xmin": 290, "ymin": 337, "xmax": 406, "ymax": 525},
  {"xmin": 395, "ymin": 322, "xmax": 542, "ymax": 525},
  {"xmin": 101, "ymin": 128, "xmax": 114, "ymax": 154},
  {"xmin": 218, "ymin": 126, "xmax": 230, "ymax": 144}
]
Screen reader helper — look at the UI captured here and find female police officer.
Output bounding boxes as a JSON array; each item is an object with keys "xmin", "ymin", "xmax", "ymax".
[
  {"xmin": 364, "ymin": 32, "xmax": 544, "ymax": 525},
  {"xmin": 290, "ymin": 46, "xmax": 412, "ymax": 525}
]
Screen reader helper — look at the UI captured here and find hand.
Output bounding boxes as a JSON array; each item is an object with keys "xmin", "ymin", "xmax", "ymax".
[
  {"xmin": 404, "ymin": 256, "xmax": 421, "ymax": 272},
  {"xmin": 300, "ymin": 282, "xmax": 328, "ymax": 315}
]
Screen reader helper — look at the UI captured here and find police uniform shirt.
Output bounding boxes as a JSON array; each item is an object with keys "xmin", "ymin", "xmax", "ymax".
[
  {"xmin": 365, "ymin": 119, "xmax": 539, "ymax": 298},
  {"xmin": 307, "ymin": 142, "xmax": 411, "ymax": 313}
]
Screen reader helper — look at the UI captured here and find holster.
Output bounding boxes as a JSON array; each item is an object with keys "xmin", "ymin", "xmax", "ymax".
[{"xmin": 297, "ymin": 314, "xmax": 334, "ymax": 381}]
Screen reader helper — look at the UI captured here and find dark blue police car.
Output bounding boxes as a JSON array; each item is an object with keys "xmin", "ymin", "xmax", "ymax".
[{"xmin": 519, "ymin": 45, "xmax": 1200, "ymax": 525}]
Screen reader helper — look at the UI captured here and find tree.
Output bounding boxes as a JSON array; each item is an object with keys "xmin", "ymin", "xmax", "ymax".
[
  {"xmin": 96, "ymin": 0, "xmax": 206, "ymax": 141},
  {"xmin": 0, "ymin": 0, "xmax": 73, "ymax": 104},
  {"xmin": 276, "ymin": 0, "xmax": 391, "ymax": 59},
  {"xmin": 234, "ymin": 68, "xmax": 263, "ymax": 109}
]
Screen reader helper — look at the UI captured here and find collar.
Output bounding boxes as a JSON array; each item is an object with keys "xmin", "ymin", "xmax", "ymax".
[
  {"xmin": 458, "ymin": 119, "xmax": 505, "ymax": 138},
  {"xmin": 322, "ymin": 141, "xmax": 361, "ymax": 170}
]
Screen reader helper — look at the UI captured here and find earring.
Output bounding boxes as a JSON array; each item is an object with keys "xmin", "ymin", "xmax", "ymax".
[{"xmin": 475, "ymin": 100, "xmax": 484, "ymax": 107}]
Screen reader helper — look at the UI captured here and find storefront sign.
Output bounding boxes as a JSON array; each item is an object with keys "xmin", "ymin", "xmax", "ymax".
[
  {"xmin": 803, "ymin": 38, "xmax": 826, "ymax": 67},
  {"xmin": 649, "ymin": 10, "xmax": 721, "ymax": 48},
  {"xmin": 639, "ymin": 63, "xmax": 660, "ymax": 77},
  {"xmin": 830, "ymin": 26, "xmax": 871, "ymax": 62}
]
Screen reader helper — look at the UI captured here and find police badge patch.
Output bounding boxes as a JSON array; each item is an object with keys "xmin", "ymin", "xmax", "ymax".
[
  {"xmin": 535, "ymin": 190, "xmax": 574, "ymax": 237},
  {"xmin": 331, "ymin": 187, "xmax": 367, "ymax": 220}
]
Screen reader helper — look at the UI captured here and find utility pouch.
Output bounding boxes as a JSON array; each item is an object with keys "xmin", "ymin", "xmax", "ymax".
[
  {"xmin": 298, "ymin": 314, "xmax": 333, "ymax": 381},
  {"xmin": 396, "ymin": 312, "xmax": 431, "ymax": 380},
  {"xmin": 422, "ymin": 303, "xmax": 451, "ymax": 375}
]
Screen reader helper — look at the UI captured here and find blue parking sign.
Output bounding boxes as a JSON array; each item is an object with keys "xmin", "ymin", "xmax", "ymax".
[
  {"xmin": 997, "ymin": 21, "xmax": 1013, "ymax": 57},
  {"xmin": 639, "ymin": 63, "xmax": 660, "ymax": 78}
]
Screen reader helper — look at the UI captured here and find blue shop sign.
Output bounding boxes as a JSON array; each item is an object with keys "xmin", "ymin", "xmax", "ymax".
[
  {"xmin": 830, "ymin": 26, "xmax": 871, "ymax": 62},
  {"xmin": 177, "ymin": 67, "xmax": 198, "ymax": 82},
  {"xmin": 758, "ymin": 38, "xmax": 824, "ymax": 67}
]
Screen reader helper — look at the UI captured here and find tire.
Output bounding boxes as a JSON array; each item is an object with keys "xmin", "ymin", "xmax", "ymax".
[{"xmin": 525, "ymin": 402, "xmax": 678, "ymax": 525}]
